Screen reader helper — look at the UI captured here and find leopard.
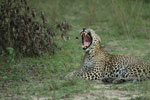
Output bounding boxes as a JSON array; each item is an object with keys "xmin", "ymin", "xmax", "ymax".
[{"xmin": 65, "ymin": 28, "xmax": 150, "ymax": 84}]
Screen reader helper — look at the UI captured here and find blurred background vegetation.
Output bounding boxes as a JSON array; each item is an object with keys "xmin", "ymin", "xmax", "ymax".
[{"xmin": 0, "ymin": 0, "xmax": 150, "ymax": 100}]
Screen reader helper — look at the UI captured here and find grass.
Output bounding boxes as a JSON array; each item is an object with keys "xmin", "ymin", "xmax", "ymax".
[{"xmin": 0, "ymin": 0, "xmax": 150, "ymax": 100}]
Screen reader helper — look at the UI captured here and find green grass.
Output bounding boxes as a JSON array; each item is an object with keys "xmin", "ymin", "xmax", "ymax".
[{"xmin": 0, "ymin": 0, "xmax": 150, "ymax": 100}]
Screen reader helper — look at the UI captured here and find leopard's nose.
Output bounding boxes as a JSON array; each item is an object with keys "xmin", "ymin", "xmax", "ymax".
[{"xmin": 81, "ymin": 32, "xmax": 87, "ymax": 35}]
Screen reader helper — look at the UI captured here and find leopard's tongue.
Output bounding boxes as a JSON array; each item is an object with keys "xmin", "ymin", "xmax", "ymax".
[
  {"xmin": 82, "ymin": 41, "xmax": 90, "ymax": 49},
  {"xmin": 82, "ymin": 35, "xmax": 91, "ymax": 49}
]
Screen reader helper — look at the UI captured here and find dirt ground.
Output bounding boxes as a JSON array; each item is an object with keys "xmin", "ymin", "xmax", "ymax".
[{"xmin": 32, "ymin": 83, "xmax": 140, "ymax": 100}]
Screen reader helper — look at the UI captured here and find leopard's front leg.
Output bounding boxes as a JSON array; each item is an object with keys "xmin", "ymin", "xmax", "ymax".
[{"xmin": 78, "ymin": 71, "xmax": 102, "ymax": 80}]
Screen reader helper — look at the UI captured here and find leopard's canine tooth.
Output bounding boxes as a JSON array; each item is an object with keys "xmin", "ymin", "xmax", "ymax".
[{"xmin": 85, "ymin": 32, "xmax": 87, "ymax": 36}]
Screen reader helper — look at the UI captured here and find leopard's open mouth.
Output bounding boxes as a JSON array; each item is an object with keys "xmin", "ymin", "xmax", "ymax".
[{"xmin": 81, "ymin": 32, "xmax": 92, "ymax": 50}]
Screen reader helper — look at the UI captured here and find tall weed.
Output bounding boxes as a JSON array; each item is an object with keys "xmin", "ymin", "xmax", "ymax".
[{"xmin": 111, "ymin": 0, "xmax": 149, "ymax": 38}]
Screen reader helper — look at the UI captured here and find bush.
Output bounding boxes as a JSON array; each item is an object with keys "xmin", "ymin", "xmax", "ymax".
[{"xmin": 0, "ymin": 0, "xmax": 57, "ymax": 56}]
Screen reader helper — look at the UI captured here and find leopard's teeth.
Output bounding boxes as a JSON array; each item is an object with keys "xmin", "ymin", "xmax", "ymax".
[{"xmin": 85, "ymin": 32, "xmax": 87, "ymax": 36}]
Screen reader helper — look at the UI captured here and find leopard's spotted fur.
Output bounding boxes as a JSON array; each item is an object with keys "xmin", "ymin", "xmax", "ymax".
[{"xmin": 65, "ymin": 29, "xmax": 150, "ymax": 83}]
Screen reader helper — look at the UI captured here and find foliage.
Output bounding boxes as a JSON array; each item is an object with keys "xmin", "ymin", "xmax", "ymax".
[
  {"xmin": 7, "ymin": 47, "xmax": 15, "ymax": 64},
  {"xmin": 0, "ymin": 0, "xmax": 57, "ymax": 56},
  {"xmin": 57, "ymin": 21, "xmax": 72, "ymax": 41}
]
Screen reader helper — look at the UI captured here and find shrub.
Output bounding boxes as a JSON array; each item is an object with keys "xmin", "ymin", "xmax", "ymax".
[{"xmin": 0, "ymin": 0, "xmax": 57, "ymax": 56}]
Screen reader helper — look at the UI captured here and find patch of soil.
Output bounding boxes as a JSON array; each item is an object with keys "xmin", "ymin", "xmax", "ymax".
[
  {"xmin": 31, "ymin": 83, "xmax": 140, "ymax": 100},
  {"xmin": 61, "ymin": 83, "xmax": 140, "ymax": 100},
  {"xmin": 71, "ymin": 90, "xmax": 137, "ymax": 100}
]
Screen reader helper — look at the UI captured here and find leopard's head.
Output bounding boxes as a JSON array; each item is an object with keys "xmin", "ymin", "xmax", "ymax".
[{"xmin": 80, "ymin": 28, "xmax": 101, "ymax": 52}]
